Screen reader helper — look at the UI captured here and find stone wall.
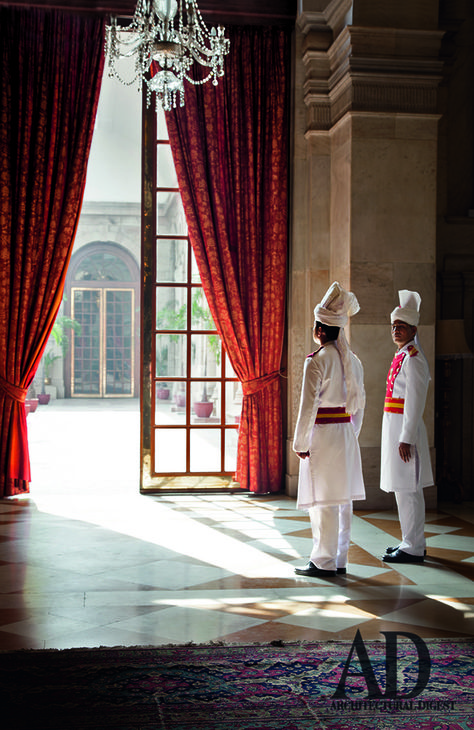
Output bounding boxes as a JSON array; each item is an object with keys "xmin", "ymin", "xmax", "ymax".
[{"xmin": 287, "ymin": 0, "xmax": 443, "ymax": 507}]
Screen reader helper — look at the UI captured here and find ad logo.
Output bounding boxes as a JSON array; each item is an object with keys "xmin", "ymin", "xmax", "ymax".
[{"xmin": 332, "ymin": 629, "xmax": 431, "ymax": 699}]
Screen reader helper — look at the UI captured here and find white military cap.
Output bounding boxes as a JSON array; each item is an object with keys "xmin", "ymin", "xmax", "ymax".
[{"xmin": 390, "ymin": 290, "xmax": 421, "ymax": 326}]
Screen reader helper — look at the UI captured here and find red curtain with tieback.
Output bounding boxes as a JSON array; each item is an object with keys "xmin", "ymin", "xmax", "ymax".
[
  {"xmin": 0, "ymin": 7, "xmax": 105, "ymax": 497},
  {"xmin": 165, "ymin": 26, "xmax": 291, "ymax": 493}
]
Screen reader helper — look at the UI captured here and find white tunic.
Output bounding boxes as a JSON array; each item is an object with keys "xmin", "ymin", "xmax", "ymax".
[
  {"xmin": 293, "ymin": 341, "xmax": 365, "ymax": 509},
  {"xmin": 380, "ymin": 340, "xmax": 434, "ymax": 493}
]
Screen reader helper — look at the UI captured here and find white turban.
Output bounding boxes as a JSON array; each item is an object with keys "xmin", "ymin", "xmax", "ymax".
[
  {"xmin": 390, "ymin": 290, "xmax": 421, "ymax": 326},
  {"xmin": 313, "ymin": 282, "xmax": 365, "ymax": 414},
  {"xmin": 313, "ymin": 281, "xmax": 360, "ymax": 328}
]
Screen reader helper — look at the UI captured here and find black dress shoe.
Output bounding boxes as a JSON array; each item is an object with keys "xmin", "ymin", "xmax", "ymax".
[
  {"xmin": 336, "ymin": 567, "xmax": 347, "ymax": 574},
  {"xmin": 294, "ymin": 561, "xmax": 336, "ymax": 577},
  {"xmin": 382, "ymin": 549, "xmax": 424, "ymax": 564},
  {"xmin": 386, "ymin": 545, "xmax": 426, "ymax": 556}
]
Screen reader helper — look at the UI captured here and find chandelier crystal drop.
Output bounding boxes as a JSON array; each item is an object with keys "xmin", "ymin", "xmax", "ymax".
[{"xmin": 105, "ymin": 0, "xmax": 230, "ymax": 111}]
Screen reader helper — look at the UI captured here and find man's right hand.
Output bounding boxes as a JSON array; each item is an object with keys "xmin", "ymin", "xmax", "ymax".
[{"xmin": 399, "ymin": 442, "xmax": 412, "ymax": 463}]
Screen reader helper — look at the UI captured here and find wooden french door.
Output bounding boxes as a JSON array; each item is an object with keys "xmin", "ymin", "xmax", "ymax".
[
  {"xmin": 71, "ymin": 287, "xmax": 135, "ymax": 397},
  {"xmin": 140, "ymin": 98, "xmax": 241, "ymax": 491}
]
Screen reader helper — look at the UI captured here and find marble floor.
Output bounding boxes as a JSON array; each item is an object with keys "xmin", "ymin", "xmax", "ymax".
[{"xmin": 1, "ymin": 399, "xmax": 474, "ymax": 650}]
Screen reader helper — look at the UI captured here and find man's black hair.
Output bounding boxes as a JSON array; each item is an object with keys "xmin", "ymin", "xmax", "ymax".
[{"xmin": 315, "ymin": 320, "xmax": 340, "ymax": 341}]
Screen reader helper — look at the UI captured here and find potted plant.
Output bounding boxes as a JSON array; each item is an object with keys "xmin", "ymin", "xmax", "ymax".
[
  {"xmin": 194, "ymin": 394, "xmax": 213, "ymax": 418},
  {"xmin": 192, "ymin": 289, "xmax": 220, "ymax": 418},
  {"xmin": 41, "ymin": 314, "xmax": 81, "ymax": 396},
  {"xmin": 43, "ymin": 350, "xmax": 60, "ymax": 387},
  {"xmin": 155, "ymin": 289, "xmax": 220, "ymax": 416},
  {"xmin": 25, "ymin": 383, "xmax": 39, "ymax": 413},
  {"xmin": 175, "ymin": 384, "xmax": 186, "ymax": 408},
  {"xmin": 156, "ymin": 301, "xmax": 186, "ymax": 407},
  {"xmin": 156, "ymin": 383, "xmax": 170, "ymax": 400},
  {"xmin": 38, "ymin": 351, "xmax": 59, "ymax": 403}
]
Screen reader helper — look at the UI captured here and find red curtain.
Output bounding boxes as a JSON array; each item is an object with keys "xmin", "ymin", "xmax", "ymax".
[
  {"xmin": 0, "ymin": 7, "xmax": 105, "ymax": 497},
  {"xmin": 165, "ymin": 26, "xmax": 291, "ymax": 493}
]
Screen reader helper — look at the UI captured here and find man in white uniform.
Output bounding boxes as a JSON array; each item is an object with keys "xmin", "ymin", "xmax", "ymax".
[
  {"xmin": 293, "ymin": 282, "xmax": 365, "ymax": 578},
  {"xmin": 381, "ymin": 290, "xmax": 434, "ymax": 564}
]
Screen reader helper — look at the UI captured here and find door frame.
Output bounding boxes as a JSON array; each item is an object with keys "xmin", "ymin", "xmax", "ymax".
[{"xmin": 65, "ymin": 241, "xmax": 140, "ymax": 398}]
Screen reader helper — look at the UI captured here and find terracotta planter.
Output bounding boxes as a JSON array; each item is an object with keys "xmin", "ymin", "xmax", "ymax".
[
  {"xmin": 38, "ymin": 393, "xmax": 51, "ymax": 405},
  {"xmin": 157, "ymin": 388, "xmax": 170, "ymax": 400},
  {"xmin": 176, "ymin": 393, "xmax": 186, "ymax": 407},
  {"xmin": 194, "ymin": 401, "xmax": 213, "ymax": 418},
  {"xmin": 25, "ymin": 403, "xmax": 31, "ymax": 417},
  {"xmin": 25, "ymin": 398, "xmax": 39, "ymax": 413}
]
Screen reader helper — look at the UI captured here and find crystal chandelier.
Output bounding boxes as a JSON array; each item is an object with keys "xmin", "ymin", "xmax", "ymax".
[{"xmin": 105, "ymin": 0, "xmax": 230, "ymax": 111}]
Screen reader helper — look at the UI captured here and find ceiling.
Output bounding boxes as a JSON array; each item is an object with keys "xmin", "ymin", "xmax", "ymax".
[{"xmin": 1, "ymin": 0, "xmax": 297, "ymax": 25}]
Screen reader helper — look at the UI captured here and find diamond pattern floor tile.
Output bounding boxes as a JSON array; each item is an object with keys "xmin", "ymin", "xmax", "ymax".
[{"xmin": 2, "ymin": 401, "xmax": 474, "ymax": 649}]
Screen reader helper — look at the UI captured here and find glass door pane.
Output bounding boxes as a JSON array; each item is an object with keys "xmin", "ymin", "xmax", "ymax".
[
  {"xmin": 105, "ymin": 290, "xmax": 134, "ymax": 395},
  {"xmin": 72, "ymin": 288, "xmax": 101, "ymax": 395}
]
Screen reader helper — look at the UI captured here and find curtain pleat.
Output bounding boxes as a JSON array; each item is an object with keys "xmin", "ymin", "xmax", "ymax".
[
  {"xmin": 165, "ymin": 26, "xmax": 291, "ymax": 492},
  {"xmin": 0, "ymin": 7, "xmax": 105, "ymax": 496}
]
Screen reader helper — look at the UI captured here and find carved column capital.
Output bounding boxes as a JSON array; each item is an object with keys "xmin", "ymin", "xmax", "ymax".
[{"xmin": 298, "ymin": 3, "xmax": 445, "ymax": 132}]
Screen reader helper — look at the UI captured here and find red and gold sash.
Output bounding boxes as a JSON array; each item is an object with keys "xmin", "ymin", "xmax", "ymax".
[
  {"xmin": 384, "ymin": 397, "xmax": 405, "ymax": 414},
  {"xmin": 315, "ymin": 407, "xmax": 351, "ymax": 424}
]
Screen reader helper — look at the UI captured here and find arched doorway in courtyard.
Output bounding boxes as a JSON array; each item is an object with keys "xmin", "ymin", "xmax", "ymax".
[{"xmin": 64, "ymin": 242, "xmax": 140, "ymax": 398}]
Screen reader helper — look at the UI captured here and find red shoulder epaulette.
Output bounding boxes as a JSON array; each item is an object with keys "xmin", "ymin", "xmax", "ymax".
[
  {"xmin": 407, "ymin": 345, "xmax": 419, "ymax": 358},
  {"xmin": 307, "ymin": 347, "xmax": 322, "ymax": 358}
]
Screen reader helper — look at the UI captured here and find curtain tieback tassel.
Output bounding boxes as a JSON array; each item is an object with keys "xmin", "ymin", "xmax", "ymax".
[
  {"xmin": 242, "ymin": 371, "xmax": 281, "ymax": 397},
  {"xmin": 0, "ymin": 375, "xmax": 28, "ymax": 403}
]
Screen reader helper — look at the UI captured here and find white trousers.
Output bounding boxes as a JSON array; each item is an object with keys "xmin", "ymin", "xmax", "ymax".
[
  {"xmin": 395, "ymin": 490, "xmax": 426, "ymax": 556},
  {"xmin": 308, "ymin": 503, "xmax": 352, "ymax": 571}
]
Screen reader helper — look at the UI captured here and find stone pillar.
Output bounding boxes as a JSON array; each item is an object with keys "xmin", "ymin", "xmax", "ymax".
[{"xmin": 287, "ymin": 0, "xmax": 443, "ymax": 508}]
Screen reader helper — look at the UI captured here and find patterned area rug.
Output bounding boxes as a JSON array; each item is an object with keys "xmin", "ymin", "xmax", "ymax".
[{"xmin": 1, "ymin": 639, "xmax": 474, "ymax": 729}]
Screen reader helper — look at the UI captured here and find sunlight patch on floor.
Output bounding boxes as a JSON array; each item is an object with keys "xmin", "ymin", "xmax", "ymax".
[{"xmin": 33, "ymin": 492, "xmax": 300, "ymax": 579}]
